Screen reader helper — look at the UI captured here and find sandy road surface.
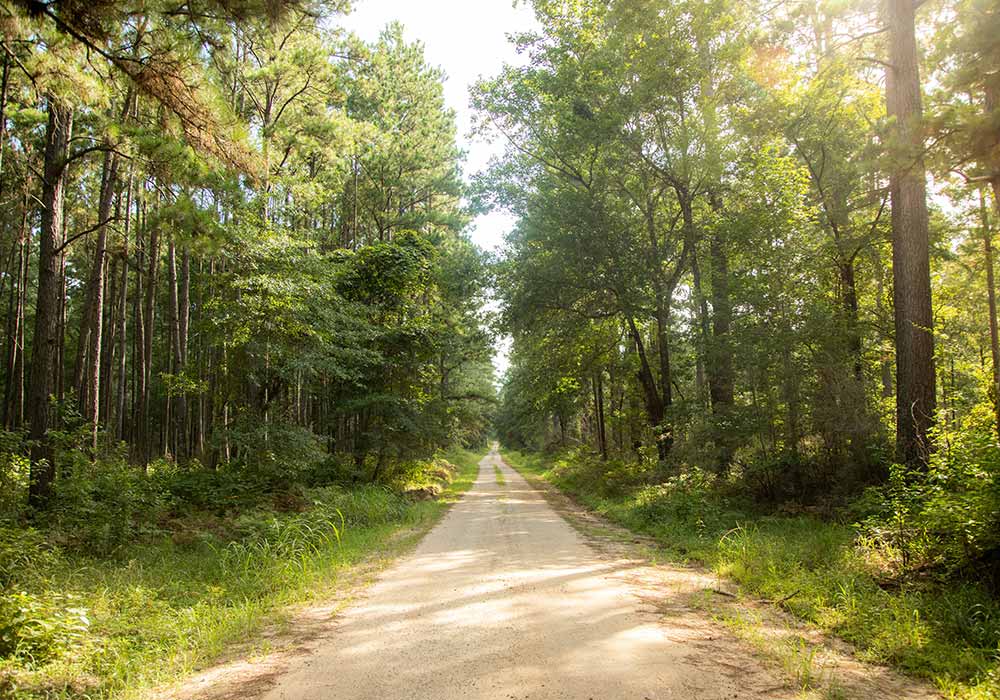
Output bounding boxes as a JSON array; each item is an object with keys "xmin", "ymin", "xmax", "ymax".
[{"xmin": 260, "ymin": 449, "xmax": 800, "ymax": 700}]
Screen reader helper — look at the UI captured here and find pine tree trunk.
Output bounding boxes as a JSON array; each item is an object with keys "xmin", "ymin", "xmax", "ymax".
[
  {"xmin": 144, "ymin": 221, "xmax": 159, "ymax": 462},
  {"xmin": 115, "ymin": 248, "xmax": 129, "ymax": 440},
  {"xmin": 79, "ymin": 150, "xmax": 120, "ymax": 448},
  {"xmin": 885, "ymin": 0, "xmax": 935, "ymax": 466},
  {"xmin": 3, "ymin": 184, "xmax": 30, "ymax": 428},
  {"xmin": 27, "ymin": 101, "xmax": 72, "ymax": 510},
  {"xmin": 131, "ymin": 202, "xmax": 145, "ymax": 457},
  {"xmin": 56, "ymin": 219, "xmax": 68, "ymax": 404},
  {"xmin": 595, "ymin": 372, "xmax": 607, "ymax": 460},
  {"xmin": 984, "ymin": 185, "xmax": 1000, "ymax": 441},
  {"xmin": 167, "ymin": 240, "xmax": 188, "ymax": 461}
]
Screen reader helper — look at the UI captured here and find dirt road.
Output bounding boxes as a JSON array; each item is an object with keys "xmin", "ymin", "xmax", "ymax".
[{"xmin": 260, "ymin": 449, "xmax": 803, "ymax": 700}]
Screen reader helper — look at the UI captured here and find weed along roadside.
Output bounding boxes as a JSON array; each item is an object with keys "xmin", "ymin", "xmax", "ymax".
[
  {"xmin": 500, "ymin": 449, "xmax": 1000, "ymax": 700},
  {"xmin": 0, "ymin": 449, "xmax": 483, "ymax": 700}
]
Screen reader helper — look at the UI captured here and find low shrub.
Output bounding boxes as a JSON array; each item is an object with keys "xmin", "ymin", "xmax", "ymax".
[
  {"xmin": 0, "ymin": 431, "xmax": 29, "ymax": 520},
  {"xmin": 630, "ymin": 471, "xmax": 736, "ymax": 533},
  {"xmin": 0, "ymin": 528, "xmax": 60, "ymax": 589},
  {"xmin": 50, "ymin": 458, "xmax": 171, "ymax": 555},
  {"xmin": 859, "ymin": 420, "xmax": 1000, "ymax": 585},
  {"xmin": 0, "ymin": 592, "xmax": 90, "ymax": 664}
]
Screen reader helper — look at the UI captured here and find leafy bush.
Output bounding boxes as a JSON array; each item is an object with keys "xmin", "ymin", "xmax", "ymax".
[
  {"xmin": 224, "ymin": 415, "xmax": 328, "ymax": 483},
  {"xmin": 0, "ymin": 431, "xmax": 29, "ymax": 520},
  {"xmin": 153, "ymin": 460, "xmax": 269, "ymax": 513},
  {"xmin": 546, "ymin": 450, "xmax": 648, "ymax": 498},
  {"xmin": 0, "ymin": 592, "xmax": 90, "ymax": 663},
  {"xmin": 50, "ymin": 457, "xmax": 171, "ymax": 554},
  {"xmin": 859, "ymin": 421, "xmax": 1000, "ymax": 582},
  {"xmin": 631, "ymin": 471, "xmax": 734, "ymax": 532}
]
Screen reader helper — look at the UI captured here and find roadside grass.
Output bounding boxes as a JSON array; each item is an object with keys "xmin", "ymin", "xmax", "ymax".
[
  {"xmin": 1, "ymin": 447, "xmax": 482, "ymax": 700},
  {"xmin": 502, "ymin": 449, "xmax": 1000, "ymax": 700}
]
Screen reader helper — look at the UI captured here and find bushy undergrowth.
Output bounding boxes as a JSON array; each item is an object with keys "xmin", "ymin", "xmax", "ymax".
[
  {"xmin": 504, "ymin": 437, "xmax": 1000, "ymax": 700},
  {"xmin": 0, "ymin": 441, "xmax": 483, "ymax": 699},
  {"xmin": 857, "ymin": 417, "xmax": 1000, "ymax": 585}
]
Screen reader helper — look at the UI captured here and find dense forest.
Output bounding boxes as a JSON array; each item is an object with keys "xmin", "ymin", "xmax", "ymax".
[
  {"xmin": 485, "ymin": 0, "xmax": 998, "ymax": 567},
  {"xmin": 2, "ymin": 0, "xmax": 1000, "ymax": 696},
  {"xmin": 0, "ymin": 0, "xmax": 496, "ymax": 511}
]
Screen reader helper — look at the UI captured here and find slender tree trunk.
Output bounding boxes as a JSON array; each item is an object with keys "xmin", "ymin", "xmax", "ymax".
[
  {"xmin": 885, "ymin": 0, "xmax": 935, "ymax": 466},
  {"xmin": 595, "ymin": 372, "xmax": 607, "ymax": 460},
  {"xmin": 3, "ymin": 183, "xmax": 30, "ymax": 428},
  {"xmin": 138, "ymin": 197, "xmax": 159, "ymax": 465},
  {"xmin": 0, "ymin": 53, "xmax": 9, "ymax": 202},
  {"xmin": 114, "ymin": 251, "xmax": 129, "ymax": 439},
  {"xmin": 27, "ymin": 101, "xmax": 72, "ymax": 510},
  {"xmin": 131, "ymin": 200, "xmax": 145, "ymax": 456},
  {"xmin": 167, "ymin": 240, "xmax": 188, "ymax": 461},
  {"xmin": 2, "ymin": 235, "xmax": 19, "ymax": 427},
  {"xmin": 56, "ymin": 217, "xmax": 68, "ymax": 404},
  {"xmin": 625, "ymin": 315, "xmax": 668, "ymax": 459},
  {"xmin": 80, "ymin": 150, "xmax": 121, "ymax": 448},
  {"xmin": 982, "ymin": 186, "xmax": 1000, "ymax": 441},
  {"xmin": 144, "ymin": 219, "xmax": 158, "ymax": 462},
  {"xmin": 838, "ymin": 259, "xmax": 864, "ymax": 382},
  {"xmin": 654, "ymin": 293, "xmax": 674, "ymax": 457},
  {"xmin": 180, "ymin": 249, "xmax": 190, "ymax": 454},
  {"xmin": 709, "ymin": 228, "xmax": 735, "ymax": 406},
  {"xmin": 699, "ymin": 42, "xmax": 737, "ymax": 461},
  {"xmin": 708, "ymin": 216, "xmax": 735, "ymax": 470},
  {"xmin": 689, "ymin": 247, "xmax": 711, "ymax": 407},
  {"xmin": 101, "ymin": 257, "xmax": 117, "ymax": 426}
]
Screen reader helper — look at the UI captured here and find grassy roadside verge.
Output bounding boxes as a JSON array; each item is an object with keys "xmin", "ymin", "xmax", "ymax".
[
  {"xmin": 502, "ymin": 449, "xmax": 1000, "ymax": 700},
  {"xmin": 2, "ymin": 448, "xmax": 483, "ymax": 700}
]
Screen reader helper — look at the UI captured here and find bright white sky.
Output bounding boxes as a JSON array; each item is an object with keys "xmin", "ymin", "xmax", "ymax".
[{"xmin": 342, "ymin": 0, "xmax": 538, "ymax": 378}]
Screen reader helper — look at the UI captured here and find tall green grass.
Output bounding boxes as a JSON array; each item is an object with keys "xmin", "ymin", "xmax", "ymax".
[
  {"xmin": 503, "ymin": 449, "xmax": 1000, "ymax": 700},
  {"xmin": 0, "ymin": 448, "xmax": 483, "ymax": 699}
]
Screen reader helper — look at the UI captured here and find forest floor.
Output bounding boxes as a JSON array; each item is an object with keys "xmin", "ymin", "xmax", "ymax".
[{"xmin": 164, "ymin": 449, "xmax": 939, "ymax": 700}]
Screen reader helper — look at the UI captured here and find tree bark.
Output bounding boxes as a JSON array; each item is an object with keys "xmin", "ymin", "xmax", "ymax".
[
  {"xmin": 708, "ymin": 215, "xmax": 735, "ymax": 471},
  {"xmin": 27, "ymin": 101, "xmax": 73, "ymax": 510},
  {"xmin": 709, "ymin": 229, "xmax": 735, "ymax": 407},
  {"xmin": 983, "ymin": 185, "xmax": 1000, "ymax": 441},
  {"xmin": 80, "ymin": 149, "xmax": 121, "ymax": 448},
  {"xmin": 3, "ymin": 182, "xmax": 30, "ymax": 428},
  {"xmin": 653, "ymin": 293, "xmax": 674, "ymax": 457},
  {"xmin": 168, "ymin": 239, "xmax": 189, "ymax": 461},
  {"xmin": 885, "ymin": 0, "xmax": 935, "ymax": 466},
  {"xmin": 625, "ymin": 315, "xmax": 668, "ymax": 459},
  {"xmin": 592, "ymin": 372, "xmax": 607, "ymax": 460}
]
